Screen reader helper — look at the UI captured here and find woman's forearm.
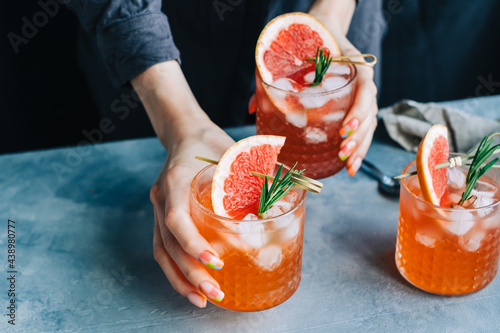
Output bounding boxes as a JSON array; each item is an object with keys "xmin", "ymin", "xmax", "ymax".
[{"xmin": 131, "ymin": 60, "xmax": 213, "ymax": 149}]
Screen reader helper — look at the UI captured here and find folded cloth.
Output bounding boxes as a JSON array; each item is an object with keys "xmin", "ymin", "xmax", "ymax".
[{"xmin": 378, "ymin": 100, "xmax": 500, "ymax": 153}]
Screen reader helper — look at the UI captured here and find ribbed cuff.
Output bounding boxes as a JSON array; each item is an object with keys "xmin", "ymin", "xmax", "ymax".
[{"xmin": 96, "ymin": 13, "xmax": 180, "ymax": 88}]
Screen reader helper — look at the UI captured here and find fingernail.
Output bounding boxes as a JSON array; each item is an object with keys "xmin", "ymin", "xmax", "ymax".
[
  {"xmin": 200, "ymin": 251, "xmax": 224, "ymax": 270},
  {"xmin": 339, "ymin": 119, "xmax": 359, "ymax": 138},
  {"xmin": 187, "ymin": 292, "xmax": 206, "ymax": 308},
  {"xmin": 339, "ymin": 141, "xmax": 356, "ymax": 161},
  {"xmin": 199, "ymin": 282, "xmax": 224, "ymax": 302},
  {"xmin": 348, "ymin": 157, "xmax": 362, "ymax": 177}
]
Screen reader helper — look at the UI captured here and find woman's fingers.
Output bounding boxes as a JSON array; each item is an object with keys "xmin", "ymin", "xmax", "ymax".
[
  {"xmin": 150, "ymin": 161, "xmax": 226, "ymax": 306},
  {"xmin": 338, "ymin": 64, "xmax": 378, "ymax": 176},
  {"xmin": 344, "ymin": 104, "xmax": 378, "ymax": 176},
  {"xmin": 152, "ymin": 212, "xmax": 208, "ymax": 308},
  {"xmin": 158, "ymin": 164, "xmax": 224, "ymax": 270},
  {"xmin": 155, "ymin": 208, "xmax": 225, "ymax": 304}
]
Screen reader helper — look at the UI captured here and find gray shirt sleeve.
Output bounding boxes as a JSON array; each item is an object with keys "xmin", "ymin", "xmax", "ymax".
[{"xmin": 67, "ymin": 0, "xmax": 180, "ymax": 88}]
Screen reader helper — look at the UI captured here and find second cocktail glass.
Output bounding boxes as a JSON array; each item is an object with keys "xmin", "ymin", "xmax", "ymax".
[{"xmin": 254, "ymin": 64, "xmax": 357, "ymax": 179}]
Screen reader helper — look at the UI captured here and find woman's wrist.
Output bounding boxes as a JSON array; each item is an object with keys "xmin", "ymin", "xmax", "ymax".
[
  {"xmin": 309, "ymin": 0, "xmax": 356, "ymax": 36},
  {"xmin": 131, "ymin": 60, "xmax": 214, "ymax": 148}
]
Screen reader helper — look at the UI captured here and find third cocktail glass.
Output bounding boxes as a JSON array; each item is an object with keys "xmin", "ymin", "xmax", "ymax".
[{"xmin": 396, "ymin": 155, "xmax": 500, "ymax": 295}]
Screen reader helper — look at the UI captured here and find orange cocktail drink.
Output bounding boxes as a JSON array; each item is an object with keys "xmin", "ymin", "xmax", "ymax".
[
  {"xmin": 396, "ymin": 158, "xmax": 500, "ymax": 295},
  {"xmin": 255, "ymin": 65, "xmax": 357, "ymax": 179},
  {"xmin": 253, "ymin": 12, "xmax": 360, "ymax": 179},
  {"xmin": 191, "ymin": 165, "xmax": 306, "ymax": 311}
]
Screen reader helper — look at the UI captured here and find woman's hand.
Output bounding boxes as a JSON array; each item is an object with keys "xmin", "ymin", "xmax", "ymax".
[
  {"xmin": 310, "ymin": 0, "xmax": 379, "ymax": 176},
  {"xmin": 331, "ymin": 33, "xmax": 378, "ymax": 177},
  {"xmin": 151, "ymin": 126, "xmax": 234, "ymax": 308},
  {"xmin": 131, "ymin": 61, "xmax": 234, "ymax": 308}
]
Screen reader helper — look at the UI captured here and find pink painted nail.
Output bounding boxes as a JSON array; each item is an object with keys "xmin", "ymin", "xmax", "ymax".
[
  {"xmin": 339, "ymin": 119, "xmax": 359, "ymax": 138},
  {"xmin": 199, "ymin": 282, "xmax": 224, "ymax": 302},
  {"xmin": 339, "ymin": 141, "xmax": 356, "ymax": 161},
  {"xmin": 199, "ymin": 251, "xmax": 224, "ymax": 270},
  {"xmin": 348, "ymin": 157, "xmax": 362, "ymax": 177},
  {"xmin": 187, "ymin": 292, "xmax": 206, "ymax": 308}
]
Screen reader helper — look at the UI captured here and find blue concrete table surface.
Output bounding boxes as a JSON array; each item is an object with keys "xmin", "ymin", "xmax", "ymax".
[{"xmin": 1, "ymin": 95, "xmax": 500, "ymax": 332}]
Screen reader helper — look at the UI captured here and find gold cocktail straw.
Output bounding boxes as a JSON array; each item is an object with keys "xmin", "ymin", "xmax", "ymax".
[
  {"xmin": 249, "ymin": 171, "xmax": 321, "ymax": 194},
  {"xmin": 307, "ymin": 54, "xmax": 377, "ymax": 67}
]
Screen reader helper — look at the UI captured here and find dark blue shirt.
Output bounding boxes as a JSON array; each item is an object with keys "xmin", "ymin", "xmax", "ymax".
[{"xmin": 67, "ymin": 0, "xmax": 384, "ymax": 127}]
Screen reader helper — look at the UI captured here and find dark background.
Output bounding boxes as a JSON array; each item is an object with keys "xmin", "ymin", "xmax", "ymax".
[{"xmin": 2, "ymin": 0, "xmax": 500, "ymax": 154}]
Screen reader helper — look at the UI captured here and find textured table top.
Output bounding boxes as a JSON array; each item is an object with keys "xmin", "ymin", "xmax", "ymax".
[{"xmin": 1, "ymin": 95, "xmax": 500, "ymax": 332}]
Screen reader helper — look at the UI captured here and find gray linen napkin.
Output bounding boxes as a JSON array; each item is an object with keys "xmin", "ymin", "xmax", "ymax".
[{"xmin": 378, "ymin": 100, "xmax": 500, "ymax": 153}]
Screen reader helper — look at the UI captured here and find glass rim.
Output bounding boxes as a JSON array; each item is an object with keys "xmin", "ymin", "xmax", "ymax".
[
  {"xmin": 190, "ymin": 164, "xmax": 307, "ymax": 225},
  {"xmin": 401, "ymin": 155, "xmax": 500, "ymax": 212},
  {"xmin": 256, "ymin": 64, "xmax": 357, "ymax": 97}
]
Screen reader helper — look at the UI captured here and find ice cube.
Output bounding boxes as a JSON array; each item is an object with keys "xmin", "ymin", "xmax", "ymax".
[
  {"xmin": 448, "ymin": 167, "xmax": 466, "ymax": 189},
  {"xmin": 299, "ymin": 86, "xmax": 330, "ymax": 109},
  {"xmin": 269, "ymin": 207, "xmax": 303, "ymax": 241},
  {"xmin": 483, "ymin": 216, "xmax": 500, "ymax": 230},
  {"xmin": 322, "ymin": 111, "xmax": 345, "ymax": 123},
  {"xmin": 242, "ymin": 213, "xmax": 259, "ymax": 221},
  {"xmin": 322, "ymin": 76, "xmax": 348, "ymax": 92},
  {"xmin": 262, "ymin": 205, "xmax": 286, "ymax": 219},
  {"xmin": 471, "ymin": 186, "xmax": 497, "ymax": 209},
  {"xmin": 255, "ymin": 245, "xmax": 282, "ymax": 270},
  {"xmin": 232, "ymin": 223, "xmax": 269, "ymax": 248},
  {"xmin": 303, "ymin": 127, "xmax": 328, "ymax": 144},
  {"xmin": 266, "ymin": 78, "xmax": 298, "ymax": 112},
  {"xmin": 281, "ymin": 215, "xmax": 302, "ymax": 241},
  {"xmin": 304, "ymin": 71, "xmax": 315, "ymax": 84},
  {"xmin": 327, "ymin": 63, "xmax": 351, "ymax": 76},
  {"xmin": 273, "ymin": 200, "xmax": 294, "ymax": 212},
  {"xmin": 283, "ymin": 190, "xmax": 299, "ymax": 204},
  {"xmin": 440, "ymin": 207, "xmax": 474, "ymax": 235},
  {"xmin": 271, "ymin": 77, "xmax": 298, "ymax": 93},
  {"xmin": 474, "ymin": 178, "xmax": 497, "ymax": 193},
  {"xmin": 263, "ymin": 190, "xmax": 300, "ymax": 219},
  {"xmin": 469, "ymin": 181, "xmax": 498, "ymax": 217},
  {"xmin": 459, "ymin": 230, "xmax": 486, "ymax": 252},
  {"xmin": 415, "ymin": 232, "xmax": 436, "ymax": 248},
  {"xmin": 286, "ymin": 111, "xmax": 308, "ymax": 128},
  {"xmin": 447, "ymin": 192, "xmax": 463, "ymax": 207}
]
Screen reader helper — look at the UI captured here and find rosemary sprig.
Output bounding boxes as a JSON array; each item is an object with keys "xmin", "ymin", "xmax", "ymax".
[
  {"xmin": 258, "ymin": 162, "xmax": 303, "ymax": 217},
  {"xmin": 458, "ymin": 135, "xmax": 500, "ymax": 206},
  {"xmin": 310, "ymin": 47, "xmax": 333, "ymax": 87}
]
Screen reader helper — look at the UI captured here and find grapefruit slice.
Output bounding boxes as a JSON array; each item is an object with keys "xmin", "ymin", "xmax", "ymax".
[
  {"xmin": 255, "ymin": 12, "xmax": 340, "ymax": 85},
  {"xmin": 211, "ymin": 135, "xmax": 285, "ymax": 219},
  {"xmin": 416, "ymin": 124, "xmax": 450, "ymax": 206}
]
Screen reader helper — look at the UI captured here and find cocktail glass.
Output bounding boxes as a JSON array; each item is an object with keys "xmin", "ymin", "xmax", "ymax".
[
  {"xmin": 190, "ymin": 164, "xmax": 307, "ymax": 311},
  {"xmin": 253, "ymin": 64, "xmax": 357, "ymax": 179},
  {"xmin": 396, "ymin": 155, "xmax": 500, "ymax": 295}
]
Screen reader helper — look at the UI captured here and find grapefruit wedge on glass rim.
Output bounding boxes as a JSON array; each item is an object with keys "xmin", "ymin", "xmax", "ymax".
[
  {"xmin": 211, "ymin": 135, "xmax": 285, "ymax": 219},
  {"xmin": 416, "ymin": 124, "xmax": 450, "ymax": 206},
  {"xmin": 255, "ymin": 12, "xmax": 340, "ymax": 85}
]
